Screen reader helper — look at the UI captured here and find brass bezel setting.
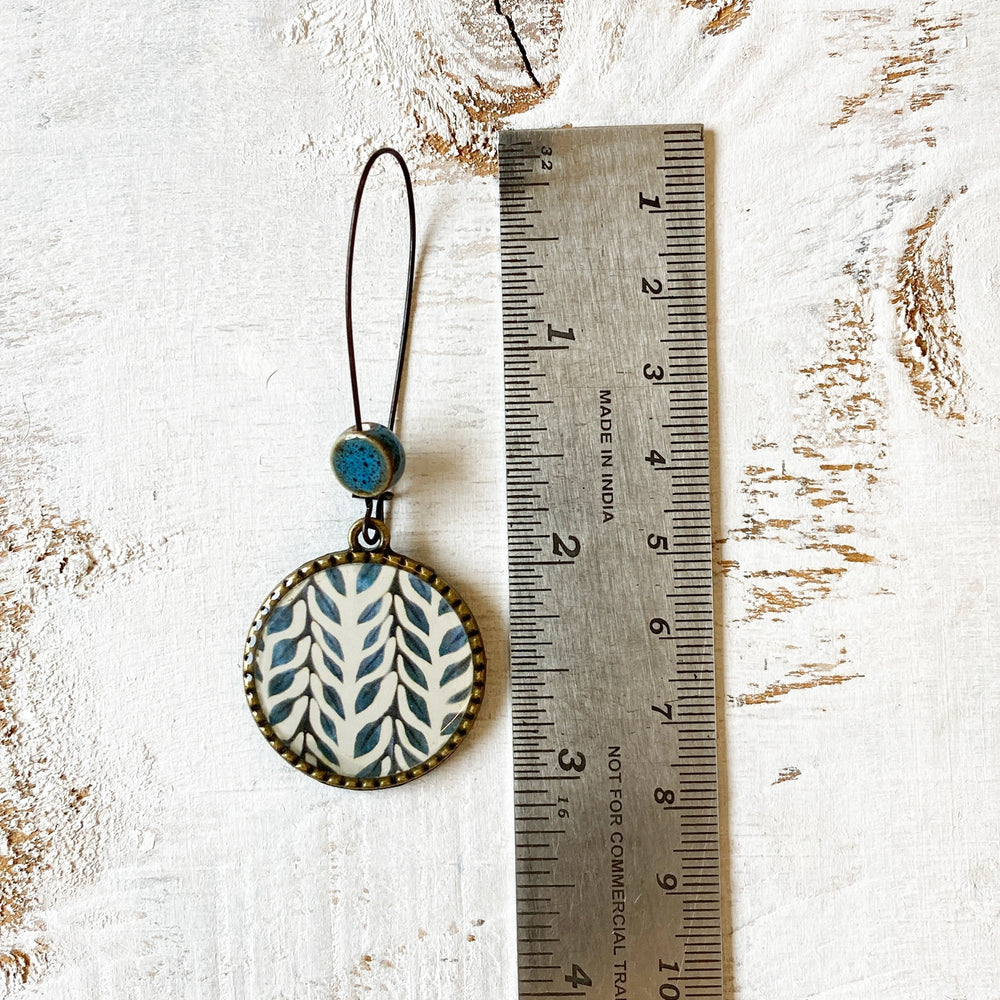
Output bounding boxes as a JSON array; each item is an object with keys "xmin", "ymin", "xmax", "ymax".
[{"xmin": 244, "ymin": 547, "xmax": 487, "ymax": 790}]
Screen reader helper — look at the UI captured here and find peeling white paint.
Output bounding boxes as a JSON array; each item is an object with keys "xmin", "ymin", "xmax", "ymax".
[{"xmin": 2, "ymin": 0, "xmax": 999, "ymax": 996}]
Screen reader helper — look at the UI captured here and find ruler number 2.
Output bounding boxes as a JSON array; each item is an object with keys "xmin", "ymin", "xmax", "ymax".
[{"xmin": 552, "ymin": 533, "xmax": 581, "ymax": 558}]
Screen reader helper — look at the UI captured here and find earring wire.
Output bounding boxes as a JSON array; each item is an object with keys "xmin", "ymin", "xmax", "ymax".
[{"xmin": 344, "ymin": 147, "xmax": 416, "ymax": 435}]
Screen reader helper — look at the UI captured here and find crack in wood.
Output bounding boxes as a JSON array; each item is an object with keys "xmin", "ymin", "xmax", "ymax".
[
  {"xmin": 277, "ymin": 1, "xmax": 561, "ymax": 175},
  {"xmin": 493, "ymin": 0, "xmax": 542, "ymax": 88}
]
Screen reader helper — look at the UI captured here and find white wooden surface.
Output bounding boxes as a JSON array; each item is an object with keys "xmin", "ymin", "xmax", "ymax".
[{"xmin": 2, "ymin": 1, "xmax": 999, "ymax": 996}]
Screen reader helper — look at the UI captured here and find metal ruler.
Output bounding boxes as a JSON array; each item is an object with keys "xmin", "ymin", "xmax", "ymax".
[{"xmin": 499, "ymin": 125, "xmax": 721, "ymax": 999}]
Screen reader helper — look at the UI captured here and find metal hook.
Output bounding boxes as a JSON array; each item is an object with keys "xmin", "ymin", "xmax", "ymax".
[
  {"xmin": 344, "ymin": 147, "xmax": 416, "ymax": 434},
  {"xmin": 360, "ymin": 492, "xmax": 393, "ymax": 549}
]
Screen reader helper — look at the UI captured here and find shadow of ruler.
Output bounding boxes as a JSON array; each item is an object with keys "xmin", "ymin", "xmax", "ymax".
[{"xmin": 499, "ymin": 124, "xmax": 723, "ymax": 999}]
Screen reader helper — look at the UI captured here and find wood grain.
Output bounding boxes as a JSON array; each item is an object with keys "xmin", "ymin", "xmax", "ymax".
[{"xmin": 2, "ymin": 0, "xmax": 999, "ymax": 996}]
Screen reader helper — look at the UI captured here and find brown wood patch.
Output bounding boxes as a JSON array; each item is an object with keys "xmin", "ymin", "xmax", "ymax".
[
  {"xmin": 0, "ymin": 502, "xmax": 105, "ymax": 986},
  {"xmin": 678, "ymin": 0, "xmax": 754, "ymax": 35},
  {"xmin": 0, "ymin": 492, "xmax": 146, "ymax": 989},
  {"xmin": 828, "ymin": 4, "xmax": 964, "ymax": 138},
  {"xmin": 721, "ymin": 295, "xmax": 887, "ymax": 706},
  {"xmin": 893, "ymin": 191, "xmax": 969, "ymax": 421}
]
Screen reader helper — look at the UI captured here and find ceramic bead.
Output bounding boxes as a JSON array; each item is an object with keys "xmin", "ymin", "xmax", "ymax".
[{"xmin": 330, "ymin": 422, "xmax": 405, "ymax": 497}]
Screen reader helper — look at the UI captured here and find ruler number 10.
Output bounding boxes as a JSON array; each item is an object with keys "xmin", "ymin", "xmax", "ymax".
[{"xmin": 658, "ymin": 960, "xmax": 681, "ymax": 1000}]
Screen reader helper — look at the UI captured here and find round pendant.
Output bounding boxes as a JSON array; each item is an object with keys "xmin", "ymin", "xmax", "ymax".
[{"xmin": 244, "ymin": 548, "xmax": 486, "ymax": 789}]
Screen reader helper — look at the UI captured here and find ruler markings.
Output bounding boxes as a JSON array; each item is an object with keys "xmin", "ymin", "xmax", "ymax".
[{"xmin": 502, "ymin": 125, "xmax": 721, "ymax": 998}]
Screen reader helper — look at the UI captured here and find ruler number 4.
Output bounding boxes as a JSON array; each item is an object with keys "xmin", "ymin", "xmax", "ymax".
[{"xmin": 565, "ymin": 963, "xmax": 593, "ymax": 989}]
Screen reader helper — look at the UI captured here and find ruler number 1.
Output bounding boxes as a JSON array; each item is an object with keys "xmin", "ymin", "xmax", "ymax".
[{"xmin": 639, "ymin": 192, "xmax": 661, "ymax": 210}]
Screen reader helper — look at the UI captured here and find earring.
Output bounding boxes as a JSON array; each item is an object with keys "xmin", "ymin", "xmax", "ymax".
[{"xmin": 243, "ymin": 148, "xmax": 486, "ymax": 790}]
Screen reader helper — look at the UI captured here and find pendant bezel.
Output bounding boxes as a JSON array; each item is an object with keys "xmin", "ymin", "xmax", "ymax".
[{"xmin": 244, "ymin": 547, "xmax": 487, "ymax": 789}]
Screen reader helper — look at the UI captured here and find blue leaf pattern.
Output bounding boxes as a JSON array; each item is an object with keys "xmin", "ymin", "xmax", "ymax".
[
  {"xmin": 269, "ymin": 697, "xmax": 298, "ymax": 726},
  {"xmin": 327, "ymin": 566, "xmax": 346, "ymax": 595},
  {"xmin": 319, "ymin": 626, "xmax": 344, "ymax": 662},
  {"xmin": 401, "ymin": 629, "xmax": 431, "ymax": 662},
  {"xmin": 311, "ymin": 733, "xmax": 339, "ymax": 767},
  {"xmin": 320, "ymin": 712, "xmax": 338, "ymax": 743},
  {"xmin": 271, "ymin": 637, "xmax": 300, "ymax": 668},
  {"xmin": 322, "ymin": 684, "xmax": 344, "ymax": 719},
  {"xmin": 357, "ymin": 644, "xmax": 385, "ymax": 678},
  {"xmin": 320, "ymin": 651, "xmax": 343, "ymax": 683},
  {"xmin": 405, "ymin": 687, "xmax": 431, "ymax": 726},
  {"xmin": 355, "ymin": 677, "xmax": 383, "ymax": 714},
  {"xmin": 354, "ymin": 718, "xmax": 383, "ymax": 757},
  {"xmin": 402, "ymin": 720, "xmax": 429, "ymax": 755},
  {"xmin": 268, "ymin": 668, "xmax": 298, "ymax": 697},
  {"xmin": 255, "ymin": 561, "xmax": 475, "ymax": 778},
  {"xmin": 401, "ymin": 596, "xmax": 430, "ymax": 635},
  {"xmin": 441, "ymin": 656, "xmax": 471, "ymax": 687},
  {"xmin": 439, "ymin": 624, "xmax": 467, "ymax": 657},
  {"xmin": 267, "ymin": 603, "xmax": 294, "ymax": 634},
  {"xmin": 312, "ymin": 585, "xmax": 340, "ymax": 624},
  {"xmin": 402, "ymin": 658, "xmax": 428, "ymax": 690},
  {"xmin": 356, "ymin": 562, "xmax": 381, "ymax": 593},
  {"xmin": 359, "ymin": 594, "xmax": 386, "ymax": 624},
  {"xmin": 440, "ymin": 712, "xmax": 462, "ymax": 737}
]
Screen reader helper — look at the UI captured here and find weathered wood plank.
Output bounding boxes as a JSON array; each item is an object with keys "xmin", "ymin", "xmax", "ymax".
[{"xmin": 2, "ymin": 0, "xmax": 998, "ymax": 996}]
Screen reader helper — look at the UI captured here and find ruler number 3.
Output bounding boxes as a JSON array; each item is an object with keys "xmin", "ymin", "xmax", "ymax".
[{"xmin": 557, "ymin": 748, "xmax": 587, "ymax": 772}]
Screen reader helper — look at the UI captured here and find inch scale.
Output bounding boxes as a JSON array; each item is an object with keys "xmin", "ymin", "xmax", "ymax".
[{"xmin": 499, "ymin": 125, "xmax": 722, "ymax": 999}]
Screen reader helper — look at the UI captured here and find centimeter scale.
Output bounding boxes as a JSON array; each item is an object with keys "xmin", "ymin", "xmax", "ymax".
[{"xmin": 499, "ymin": 125, "xmax": 722, "ymax": 999}]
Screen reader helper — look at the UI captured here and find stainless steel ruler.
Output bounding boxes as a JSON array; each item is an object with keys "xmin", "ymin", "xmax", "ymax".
[{"xmin": 499, "ymin": 125, "xmax": 721, "ymax": 999}]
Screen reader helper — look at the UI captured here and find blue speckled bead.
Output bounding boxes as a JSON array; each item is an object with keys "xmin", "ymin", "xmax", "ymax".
[{"xmin": 331, "ymin": 422, "xmax": 405, "ymax": 497}]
